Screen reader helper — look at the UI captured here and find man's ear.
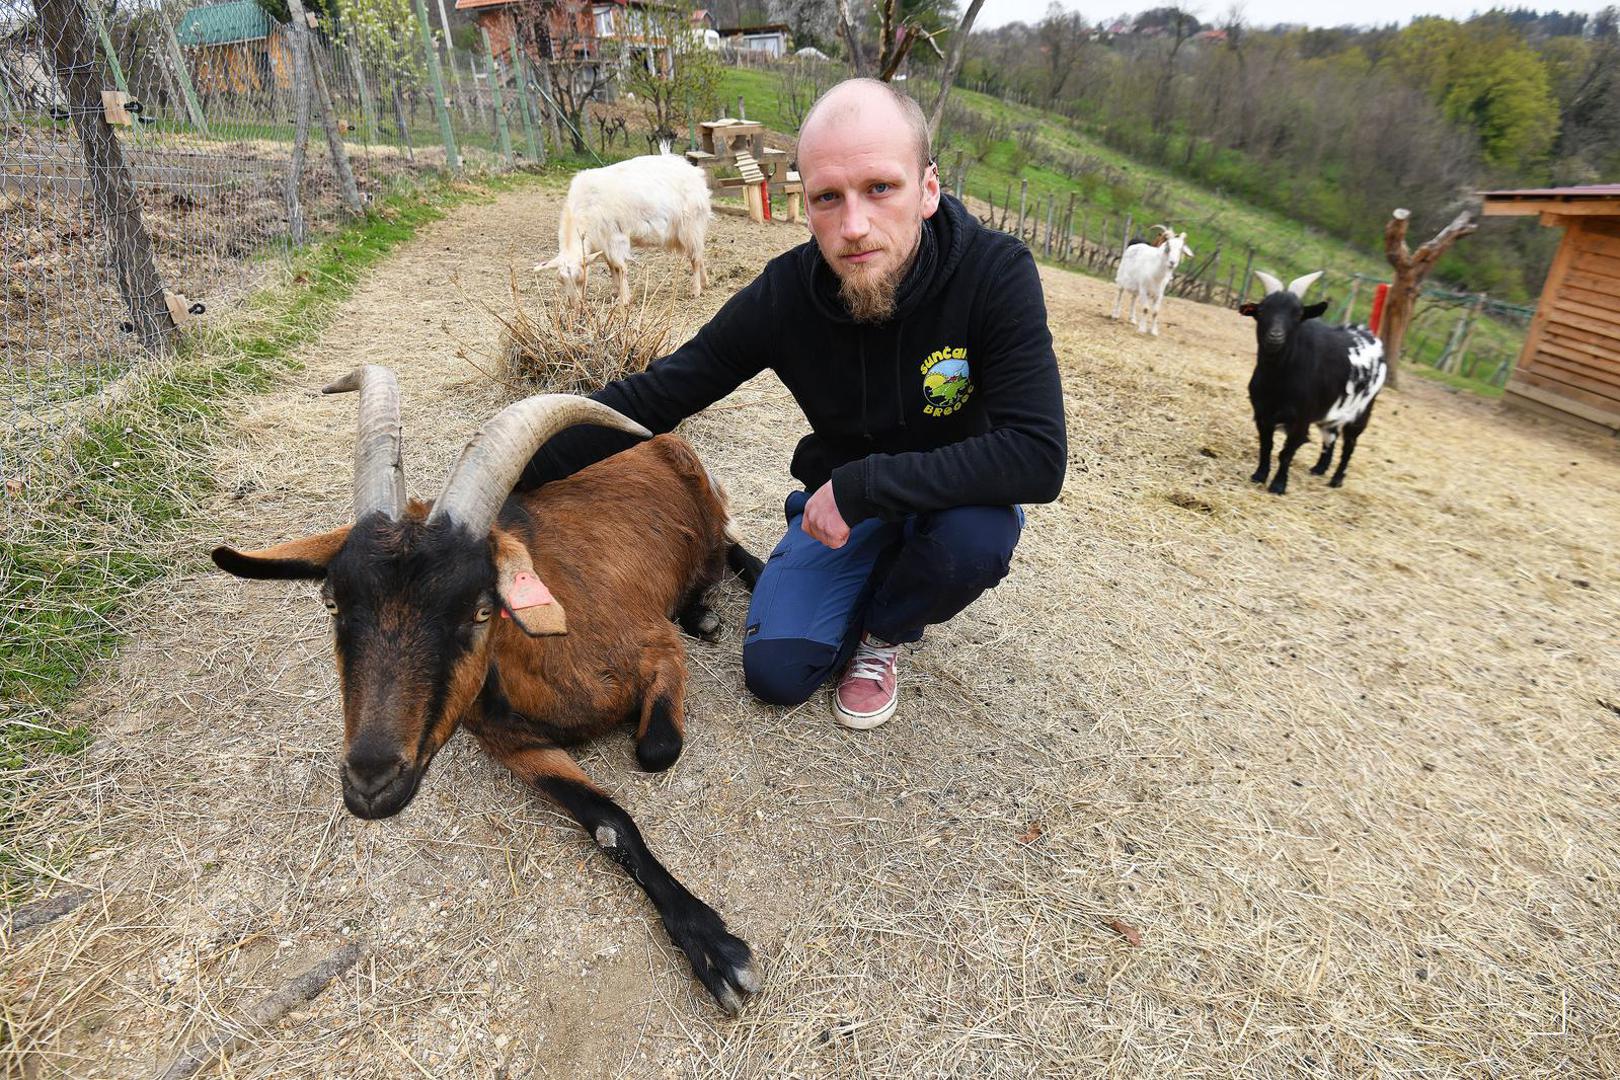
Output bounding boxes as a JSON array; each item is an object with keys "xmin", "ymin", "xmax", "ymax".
[
  {"xmin": 1238, "ymin": 303, "xmax": 1259, "ymax": 318},
  {"xmin": 212, "ymin": 525, "xmax": 351, "ymax": 580},
  {"xmin": 921, "ymin": 159, "xmax": 942, "ymax": 218},
  {"xmin": 1302, "ymin": 301, "xmax": 1329, "ymax": 320},
  {"xmin": 492, "ymin": 528, "xmax": 567, "ymax": 637}
]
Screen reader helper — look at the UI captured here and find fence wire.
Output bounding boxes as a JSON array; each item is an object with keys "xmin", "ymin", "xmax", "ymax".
[{"xmin": 2, "ymin": 0, "xmax": 541, "ymax": 522}]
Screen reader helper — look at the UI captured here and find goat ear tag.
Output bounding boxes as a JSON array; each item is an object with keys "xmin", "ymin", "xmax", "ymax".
[{"xmin": 500, "ymin": 571, "xmax": 567, "ymax": 636}]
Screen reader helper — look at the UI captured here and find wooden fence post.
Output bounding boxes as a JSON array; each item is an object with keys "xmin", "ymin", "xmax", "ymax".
[
  {"xmin": 1450, "ymin": 292, "xmax": 1486, "ymax": 376},
  {"xmin": 288, "ymin": 0, "xmax": 363, "ymax": 215},
  {"xmin": 1239, "ymin": 246, "xmax": 1254, "ymax": 301},
  {"xmin": 1339, "ymin": 275, "xmax": 1362, "ymax": 324},
  {"xmin": 1121, "ymin": 213, "xmax": 1132, "ymax": 257},
  {"xmin": 285, "ymin": 4, "xmax": 312, "ymax": 242},
  {"xmin": 411, "ymin": 0, "xmax": 461, "ymax": 170},
  {"xmin": 1016, "ymin": 178, "xmax": 1028, "ymax": 240},
  {"xmin": 34, "ymin": 0, "xmax": 172, "ymax": 347},
  {"xmin": 346, "ymin": 28, "xmax": 379, "ymax": 143}
]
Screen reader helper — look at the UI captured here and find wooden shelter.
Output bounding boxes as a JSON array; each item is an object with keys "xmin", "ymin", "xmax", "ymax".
[
  {"xmin": 174, "ymin": 1, "xmax": 294, "ymax": 95},
  {"xmin": 1482, "ymin": 185, "xmax": 1620, "ymax": 434}
]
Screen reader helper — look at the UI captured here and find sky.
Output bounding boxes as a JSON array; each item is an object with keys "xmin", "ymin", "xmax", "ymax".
[{"xmin": 977, "ymin": 0, "xmax": 1618, "ymax": 31}]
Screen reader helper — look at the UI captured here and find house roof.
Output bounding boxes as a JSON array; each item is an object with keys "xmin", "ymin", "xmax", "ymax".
[
  {"xmin": 1480, "ymin": 184, "xmax": 1620, "ymax": 218},
  {"xmin": 174, "ymin": 1, "xmax": 273, "ymax": 47},
  {"xmin": 720, "ymin": 23, "xmax": 790, "ymax": 35}
]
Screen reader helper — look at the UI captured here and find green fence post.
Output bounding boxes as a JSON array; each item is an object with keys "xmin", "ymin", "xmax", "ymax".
[
  {"xmin": 158, "ymin": 10, "xmax": 209, "ymax": 136},
  {"xmin": 513, "ymin": 50, "xmax": 544, "ymax": 165},
  {"xmin": 410, "ymin": 0, "xmax": 460, "ymax": 171},
  {"xmin": 480, "ymin": 27, "xmax": 514, "ymax": 166},
  {"xmin": 84, "ymin": 1, "xmax": 128, "ymax": 93}
]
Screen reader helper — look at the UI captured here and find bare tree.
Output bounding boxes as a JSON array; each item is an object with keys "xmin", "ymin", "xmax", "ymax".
[
  {"xmin": 1036, "ymin": 2, "xmax": 1087, "ymax": 105},
  {"xmin": 926, "ymin": 0, "xmax": 987, "ymax": 139},
  {"xmin": 1381, "ymin": 206, "xmax": 1477, "ymax": 385}
]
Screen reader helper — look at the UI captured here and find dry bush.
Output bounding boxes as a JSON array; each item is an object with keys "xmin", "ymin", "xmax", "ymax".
[{"xmin": 489, "ymin": 269, "xmax": 679, "ymax": 394}]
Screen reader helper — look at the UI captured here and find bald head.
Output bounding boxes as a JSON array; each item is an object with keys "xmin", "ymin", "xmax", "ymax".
[{"xmin": 799, "ymin": 78, "xmax": 932, "ymax": 176}]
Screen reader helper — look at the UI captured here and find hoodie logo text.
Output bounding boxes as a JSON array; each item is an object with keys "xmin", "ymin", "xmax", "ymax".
[{"xmin": 920, "ymin": 348, "xmax": 972, "ymax": 417}]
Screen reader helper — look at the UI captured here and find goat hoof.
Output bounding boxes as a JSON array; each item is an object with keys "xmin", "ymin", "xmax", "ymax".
[
  {"xmin": 1249, "ymin": 470, "xmax": 1269, "ymax": 485},
  {"xmin": 665, "ymin": 900, "xmax": 760, "ymax": 1014},
  {"xmin": 1267, "ymin": 480, "xmax": 1287, "ymax": 496},
  {"xmin": 1309, "ymin": 464, "xmax": 1329, "ymax": 476},
  {"xmin": 678, "ymin": 605, "xmax": 722, "ymax": 642},
  {"xmin": 1329, "ymin": 476, "xmax": 1346, "ymax": 489}
]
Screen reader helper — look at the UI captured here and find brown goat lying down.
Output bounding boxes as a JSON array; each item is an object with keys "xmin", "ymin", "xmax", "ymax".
[{"xmin": 212, "ymin": 365, "xmax": 763, "ymax": 1013}]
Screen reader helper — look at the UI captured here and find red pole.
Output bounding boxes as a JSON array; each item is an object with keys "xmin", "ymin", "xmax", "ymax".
[
  {"xmin": 759, "ymin": 181, "xmax": 771, "ymax": 221},
  {"xmin": 1369, "ymin": 282, "xmax": 1391, "ymax": 334}
]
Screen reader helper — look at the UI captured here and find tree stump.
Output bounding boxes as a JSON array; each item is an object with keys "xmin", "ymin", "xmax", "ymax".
[{"xmin": 1382, "ymin": 207, "xmax": 1477, "ymax": 386}]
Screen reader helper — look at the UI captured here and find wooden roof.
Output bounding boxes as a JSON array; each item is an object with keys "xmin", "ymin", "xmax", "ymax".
[{"xmin": 1481, "ymin": 185, "xmax": 1620, "ymax": 218}]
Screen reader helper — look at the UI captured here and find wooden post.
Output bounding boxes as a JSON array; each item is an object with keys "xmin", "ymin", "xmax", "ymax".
[
  {"xmin": 390, "ymin": 78, "xmax": 414, "ymax": 160},
  {"xmin": 1339, "ymin": 275, "xmax": 1362, "ymax": 324},
  {"xmin": 285, "ymin": 1, "xmax": 312, "ymax": 242},
  {"xmin": 159, "ymin": 9, "xmax": 209, "ymax": 136},
  {"xmin": 1016, "ymin": 178, "xmax": 1028, "ymax": 240},
  {"xmin": 412, "ymin": 0, "xmax": 460, "ymax": 170},
  {"xmin": 34, "ymin": 0, "xmax": 172, "ymax": 348},
  {"xmin": 1061, "ymin": 193, "xmax": 1075, "ymax": 262},
  {"xmin": 998, "ymin": 182, "xmax": 1011, "ymax": 229},
  {"xmin": 289, "ymin": 0, "xmax": 364, "ymax": 215},
  {"xmin": 1451, "ymin": 292, "xmax": 1487, "ymax": 376},
  {"xmin": 480, "ymin": 28, "xmax": 514, "ymax": 166},
  {"xmin": 347, "ymin": 28, "xmax": 379, "ymax": 143},
  {"xmin": 1121, "ymin": 213, "xmax": 1133, "ymax": 257},
  {"xmin": 1382, "ymin": 207, "xmax": 1477, "ymax": 386},
  {"xmin": 737, "ymin": 94, "xmax": 745, "ymax": 120},
  {"xmin": 1239, "ymin": 246, "xmax": 1254, "ymax": 301}
]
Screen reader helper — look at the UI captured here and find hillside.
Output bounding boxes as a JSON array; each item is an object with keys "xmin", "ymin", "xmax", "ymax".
[{"xmin": 714, "ymin": 66, "xmax": 1528, "ymax": 397}]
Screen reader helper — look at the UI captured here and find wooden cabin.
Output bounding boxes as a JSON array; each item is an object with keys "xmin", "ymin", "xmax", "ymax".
[
  {"xmin": 1482, "ymin": 185, "xmax": 1620, "ymax": 435},
  {"xmin": 174, "ymin": 1, "xmax": 294, "ymax": 95}
]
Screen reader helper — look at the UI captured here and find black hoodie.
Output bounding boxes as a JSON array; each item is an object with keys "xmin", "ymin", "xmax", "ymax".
[{"xmin": 518, "ymin": 194, "xmax": 1067, "ymax": 525}]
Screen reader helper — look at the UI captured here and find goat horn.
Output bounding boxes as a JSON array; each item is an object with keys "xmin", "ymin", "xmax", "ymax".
[
  {"xmin": 1150, "ymin": 224, "xmax": 1172, "ymax": 235},
  {"xmin": 322, "ymin": 365, "xmax": 406, "ymax": 522},
  {"xmin": 1288, "ymin": 271, "xmax": 1324, "ymax": 298},
  {"xmin": 429, "ymin": 395, "xmax": 652, "ymax": 535},
  {"xmin": 1254, "ymin": 270, "xmax": 1284, "ymax": 296}
]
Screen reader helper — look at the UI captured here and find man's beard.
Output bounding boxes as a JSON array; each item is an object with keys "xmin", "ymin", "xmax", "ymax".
[{"xmin": 836, "ymin": 233, "xmax": 921, "ymax": 324}]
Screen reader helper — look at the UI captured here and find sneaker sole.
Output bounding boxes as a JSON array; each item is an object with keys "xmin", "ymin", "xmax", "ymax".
[{"xmin": 832, "ymin": 695, "xmax": 897, "ymax": 731}]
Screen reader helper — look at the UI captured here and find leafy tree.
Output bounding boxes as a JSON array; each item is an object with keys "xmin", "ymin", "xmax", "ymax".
[
  {"xmin": 608, "ymin": 0, "xmax": 723, "ymax": 146},
  {"xmin": 1390, "ymin": 16, "xmax": 1559, "ymax": 172}
]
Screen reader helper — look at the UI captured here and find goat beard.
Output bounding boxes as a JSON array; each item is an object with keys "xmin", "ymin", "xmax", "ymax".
[{"xmin": 835, "ymin": 235, "xmax": 920, "ymax": 324}]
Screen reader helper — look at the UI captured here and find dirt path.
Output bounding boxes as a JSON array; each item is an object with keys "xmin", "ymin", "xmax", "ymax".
[{"xmin": 8, "ymin": 186, "xmax": 1620, "ymax": 1079}]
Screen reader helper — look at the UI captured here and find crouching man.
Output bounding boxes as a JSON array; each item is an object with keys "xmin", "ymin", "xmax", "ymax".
[{"xmin": 521, "ymin": 78, "xmax": 1066, "ymax": 728}]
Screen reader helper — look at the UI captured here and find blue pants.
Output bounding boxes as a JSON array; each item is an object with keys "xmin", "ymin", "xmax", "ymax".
[{"xmin": 742, "ymin": 490, "xmax": 1023, "ymax": 707}]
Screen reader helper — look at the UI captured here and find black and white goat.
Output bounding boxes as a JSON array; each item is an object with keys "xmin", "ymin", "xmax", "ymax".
[{"xmin": 1239, "ymin": 270, "xmax": 1386, "ymax": 495}]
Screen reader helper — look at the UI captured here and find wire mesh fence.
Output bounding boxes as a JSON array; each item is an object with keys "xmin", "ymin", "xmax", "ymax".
[{"xmin": 1, "ymin": 0, "xmax": 555, "ymax": 523}]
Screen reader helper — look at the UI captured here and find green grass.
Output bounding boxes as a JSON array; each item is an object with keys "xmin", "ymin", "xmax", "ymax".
[{"xmin": 0, "ymin": 167, "xmax": 544, "ymax": 903}]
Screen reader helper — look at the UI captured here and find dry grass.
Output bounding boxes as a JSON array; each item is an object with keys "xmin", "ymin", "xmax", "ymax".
[
  {"xmin": 485, "ymin": 268, "xmax": 681, "ymax": 393},
  {"xmin": 4, "ymin": 185, "xmax": 1619, "ymax": 1079}
]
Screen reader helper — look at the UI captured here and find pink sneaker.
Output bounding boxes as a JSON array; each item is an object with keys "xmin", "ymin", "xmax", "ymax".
[{"xmin": 833, "ymin": 634, "xmax": 901, "ymax": 730}]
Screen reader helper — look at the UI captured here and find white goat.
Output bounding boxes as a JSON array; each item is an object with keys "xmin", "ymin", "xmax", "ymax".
[
  {"xmin": 1111, "ymin": 225, "xmax": 1194, "ymax": 335},
  {"xmin": 537, "ymin": 151, "xmax": 711, "ymax": 306}
]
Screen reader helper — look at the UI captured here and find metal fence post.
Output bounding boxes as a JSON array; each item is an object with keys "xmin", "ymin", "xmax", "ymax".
[
  {"xmin": 480, "ymin": 28, "xmax": 514, "ymax": 166},
  {"xmin": 411, "ymin": 0, "xmax": 460, "ymax": 171},
  {"xmin": 513, "ymin": 50, "xmax": 544, "ymax": 165},
  {"xmin": 158, "ymin": 9, "xmax": 208, "ymax": 136}
]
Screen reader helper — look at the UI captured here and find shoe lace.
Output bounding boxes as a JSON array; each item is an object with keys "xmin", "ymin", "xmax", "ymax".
[{"xmin": 847, "ymin": 638, "xmax": 899, "ymax": 682}]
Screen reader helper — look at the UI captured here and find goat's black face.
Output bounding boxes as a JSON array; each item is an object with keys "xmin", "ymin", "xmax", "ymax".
[
  {"xmin": 213, "ymin": 510, "xmax": 502, "ymax": 821},
  {"xmin": 323, "ymin": 513, "xmax": 499, "ymax": 819},
  {"xmin": 1239, "ymin": 293, "xmax": 1329, "ymax": 354}
]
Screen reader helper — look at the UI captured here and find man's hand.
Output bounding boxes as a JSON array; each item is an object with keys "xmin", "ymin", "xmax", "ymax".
[{"xmin": 802, "ymin": 481, "xmax": 850, "ymax": 549}]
